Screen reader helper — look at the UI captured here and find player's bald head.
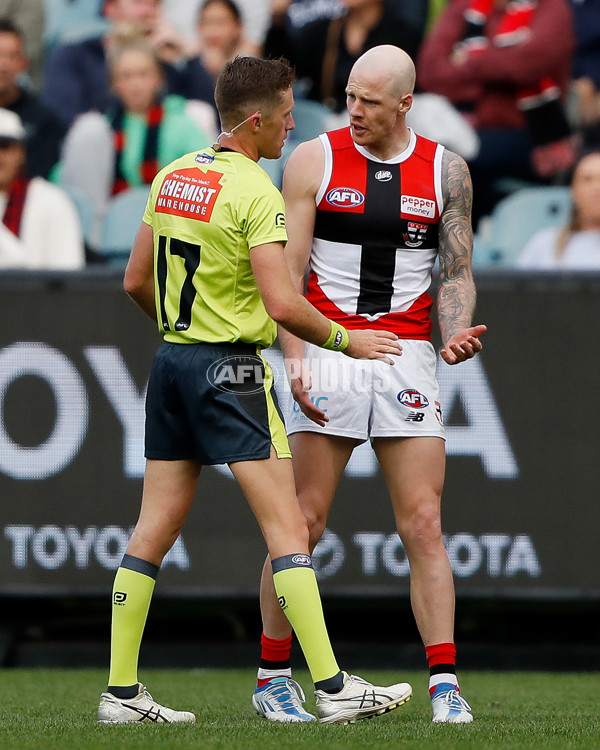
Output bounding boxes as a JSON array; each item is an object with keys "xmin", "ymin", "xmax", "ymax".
[{"xmin": 349, "ymin": 45, "xmax": 415, "ymax": 99}]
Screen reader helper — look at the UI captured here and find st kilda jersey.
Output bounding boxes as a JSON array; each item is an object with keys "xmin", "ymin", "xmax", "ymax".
[{"xmin": 306, "ymin": 127, "xmax": 444, "ymax": 340}]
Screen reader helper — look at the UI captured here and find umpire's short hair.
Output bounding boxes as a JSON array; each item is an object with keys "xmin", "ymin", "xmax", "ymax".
[{"xmin": 215, "ymin": 56, "xmax": 295, "ymax": 129}]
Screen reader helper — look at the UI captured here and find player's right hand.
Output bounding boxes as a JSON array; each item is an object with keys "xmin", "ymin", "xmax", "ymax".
[
  {"xmin": 290, "ymin": 376, "xmax": 329, "ymax": 426},
  {"xmin": 344, "ymin": 329, "xmax": 402, "ymax": 364}
]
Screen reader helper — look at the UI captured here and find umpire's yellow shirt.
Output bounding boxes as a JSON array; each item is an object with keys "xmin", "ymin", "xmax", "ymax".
[{"xmin": 142, "ymin": 147, "xmax": 288, "ymax": 348}]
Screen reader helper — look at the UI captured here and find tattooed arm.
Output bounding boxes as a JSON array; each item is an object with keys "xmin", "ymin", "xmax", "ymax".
[{"xmin": 437, "ymin": 149, "xmax": 487, "ymax": 365}]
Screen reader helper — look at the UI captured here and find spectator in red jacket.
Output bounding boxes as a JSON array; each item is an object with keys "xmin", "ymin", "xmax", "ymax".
[{"xmin": 418, "ymin": 0, "xmax": 576, "ymax": 226}]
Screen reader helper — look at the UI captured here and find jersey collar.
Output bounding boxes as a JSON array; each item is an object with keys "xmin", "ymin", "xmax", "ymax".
[{"xmin": 352, "ymin": 127, "xmax": 417, "ymax": 164}]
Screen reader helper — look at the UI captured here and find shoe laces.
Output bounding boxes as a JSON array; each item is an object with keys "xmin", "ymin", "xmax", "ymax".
[
  {"xmin": 346, "ymin": 673, "xmax": 370, "ymax": 687},
  {"xmin": 439, "ymin": 689, "xmax": 472, "ymax": 712},
  {"xmin": 138, "ymin": 684, "xmax": 153, "ymax": 702},
  {"xmin": 265, "ymin": 679, "xmax": 307, "ymax": 710}
]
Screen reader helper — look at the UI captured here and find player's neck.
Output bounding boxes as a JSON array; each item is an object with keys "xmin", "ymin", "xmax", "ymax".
[{"xmin": 361, "ymin": 126, "xmax": 411, "ymax": 162}]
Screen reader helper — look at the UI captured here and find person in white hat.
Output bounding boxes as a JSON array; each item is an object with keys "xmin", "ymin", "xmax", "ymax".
[{"xmin": 0, "ymin": 108, "xmax": 85, "ymax": 269}]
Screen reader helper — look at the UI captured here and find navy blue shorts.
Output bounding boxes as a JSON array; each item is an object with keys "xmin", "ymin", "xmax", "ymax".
[{"xmin": 144, "ymin": 341, "xmax": 291, "ymax": 464}]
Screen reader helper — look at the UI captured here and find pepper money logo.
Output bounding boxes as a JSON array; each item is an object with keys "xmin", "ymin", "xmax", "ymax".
[{"xmin": 113, "ymin": 591, "xmax": 127, "ymax": 605}]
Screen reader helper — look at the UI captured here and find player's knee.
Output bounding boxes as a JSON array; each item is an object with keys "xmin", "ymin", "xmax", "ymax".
[
  {"xmin": 298, "ymin": 490, "xmax": 329, "ymax": 543},
  {"xmin": 284, "ymin": 514, "xmax": 311, "ymax": 551},
  {"xmin": 397, "ymin": 504, "xmax": 443, "ymax": 552},
  {"xmin": 128, "ymin": 524, "xmax": 180, "ymax": 563}
]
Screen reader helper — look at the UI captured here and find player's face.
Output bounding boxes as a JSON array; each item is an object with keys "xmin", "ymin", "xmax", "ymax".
[
  {"xmin": 257, "ymin": 87, "xmax": 295, "ymax": 160},
  {"xmin": 572, "ymin": 152, "xmax": 600, "ymax": 226},
  {"xmin": 345, "ymin": 76, "xmax": 409, "ymax": 150}
]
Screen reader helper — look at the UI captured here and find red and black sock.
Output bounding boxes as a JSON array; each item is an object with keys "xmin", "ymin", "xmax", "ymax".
[
  {"xmin": 426, "ymin": 642, "xmax": 459, "ymax": 696},
  {"xmin": 256, "ymin": 633, "xmax": 293, "ymax": 687}
]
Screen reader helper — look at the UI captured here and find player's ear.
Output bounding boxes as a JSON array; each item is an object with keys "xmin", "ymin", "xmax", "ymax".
[{"xmin": 399, "ymin": 94, "xmax": 412, "ymax": 115}]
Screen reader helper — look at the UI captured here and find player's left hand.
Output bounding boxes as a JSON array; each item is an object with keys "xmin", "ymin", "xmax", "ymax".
[{"xmin": 441, "ymin": 324, "xmax": 487, "ymax": 365}]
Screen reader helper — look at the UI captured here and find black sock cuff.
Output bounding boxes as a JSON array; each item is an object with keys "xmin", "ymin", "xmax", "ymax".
[
  {"xmin": 430, "ymin": 663, "xmax": 457, "ymax": 676},
  {"xmin": 260, "ymin": 658, "xmax": 291, "ymax": 669},
  {"xmin": 120, "ymin": 553, "xmax": 159, "ymax": 580},
  {"xmin": 271, "ymin": 553, "xmax": 313, "ymax": 574},
  {"xmin": 314, "ymin": 671, "xmax": 344, "ymax": 693},
  {"xmin": 108, "ymin": 684, "xmax": 139, "ymax": 699}
]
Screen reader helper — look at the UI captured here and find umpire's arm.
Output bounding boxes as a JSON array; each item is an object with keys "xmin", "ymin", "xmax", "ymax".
[{"xmin": 124, "ymin": 222, "xmax": 158, "ymax": 322}]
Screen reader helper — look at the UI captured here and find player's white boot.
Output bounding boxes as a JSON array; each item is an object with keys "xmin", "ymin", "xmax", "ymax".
[
  {"xmin": 252, "ymin": 677, "xmax": 316, "ymax": 722},
  {"xmin": 431, "ymin": 683, "xmax": 473, "ymax": 723},
  {"xmin": 98, "ymin": 683, "xmax": 196, "ymax": 723},
  {"xmin": 314, "ymin": 672, "xmax": 412, "ymax": 724}
]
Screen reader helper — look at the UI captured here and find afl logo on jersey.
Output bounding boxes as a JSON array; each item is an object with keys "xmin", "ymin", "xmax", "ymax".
[
  {"xmin": 326, "ymin": 187, "xmax": 365, "ymax": 207},
  {"xmin": 195, "ymin": 152, "xmax": 215, "ymax": 165},
  {"xmin": 375, "ymin": 170, "xmax": 392, "ymax": 182},
  {"xmin": 397, "ymin": 389, "xmax": 429, "ymax": 408}
]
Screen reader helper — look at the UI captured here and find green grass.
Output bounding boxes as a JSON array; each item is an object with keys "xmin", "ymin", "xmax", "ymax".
[{"xmin": 0, "ymin": 669, "xmax": 598, "ymax": 750}]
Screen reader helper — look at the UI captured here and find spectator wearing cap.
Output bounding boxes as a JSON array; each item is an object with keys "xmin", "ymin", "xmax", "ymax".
[
  {"xmin": 0, "ymin": 18, "xmax": 65, "ymax": 179},
  {"xmin": 0, "ymin": 109, "xmax": 84, "ymax": 270}
]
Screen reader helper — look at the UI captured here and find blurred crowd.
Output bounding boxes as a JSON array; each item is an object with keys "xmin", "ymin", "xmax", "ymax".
[{"xmin": 0, "ymin": 0, "xmax": 598, "ymax": 271}]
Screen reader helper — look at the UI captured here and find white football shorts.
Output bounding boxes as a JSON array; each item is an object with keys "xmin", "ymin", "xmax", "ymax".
[{"xmin": 286, "ymin": 339, "xmax": 445, "ymax": 441}]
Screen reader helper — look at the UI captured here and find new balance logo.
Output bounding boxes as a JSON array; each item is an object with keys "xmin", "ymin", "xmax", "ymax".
[{"xmin": 405, "ymin": 412, "xmax": 424, "ymax": 422}]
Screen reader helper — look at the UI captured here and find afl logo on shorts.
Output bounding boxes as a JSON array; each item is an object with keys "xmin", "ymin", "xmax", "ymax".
[
  {"xmin": 195, "ymin": 152, "xmax": 215, "ymax": 164},
  {"xmin": 375, "ymin": 170, "xmax": 392, "ymax": 182},
  {"xmin": 291, "ymin": 554, "xmax": 312, "ymax": 566},
  {"xmin": 326, "ymin": 187, "xmax": 365, "ymax": 207},
  {"xmin": 207, "ymin": 354, "xmax": 278, "ymax": 394},
  {"xmin": 397, "ymin": 389, "xmax": 429, "ymax": 408}
]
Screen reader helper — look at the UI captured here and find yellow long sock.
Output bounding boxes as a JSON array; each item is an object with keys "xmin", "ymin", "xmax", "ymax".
[
  {"xmin": 272, "ymin": 555, "xmax": 340, "ymax": 684},
  {"xmin": 107, "ymin": 556, "xmax": 158, "ymax": 689}
]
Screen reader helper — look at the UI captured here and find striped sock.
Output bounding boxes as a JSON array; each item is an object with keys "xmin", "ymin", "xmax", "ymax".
[
  {"xmin": 426, "ymin": 642, "xmax": 459, "ymax": 696},
  {"xmin": 256, "ymin": 633, "xmax": 293, "ymax": 687}
]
